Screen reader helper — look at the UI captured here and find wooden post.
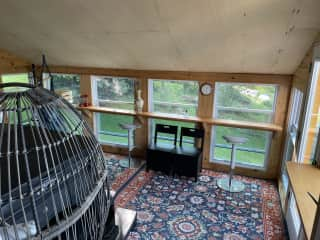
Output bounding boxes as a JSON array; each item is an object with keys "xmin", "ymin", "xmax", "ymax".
[{"xmin": 79, "ymin": 74, "xmax": 94, "ymax": 129}]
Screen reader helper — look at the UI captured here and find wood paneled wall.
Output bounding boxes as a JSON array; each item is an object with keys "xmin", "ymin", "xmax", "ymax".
[
  {"xmin": 0, "ymin": 49, "xmax": 30, "ymax": 74},
  {"xmin": 289, "ymin": 33, "xmax": 320, "ymax": 163},
  {"xmin": 0, "ymin": 50, "xmax": 293, "ymax": 179},
  {"xmin": 49, "ymin": 65, "xmax": 292, "ymax": 180},
  {"xmin": 292, "ymin": 34, "xmax": 320, "ymax": 93}
]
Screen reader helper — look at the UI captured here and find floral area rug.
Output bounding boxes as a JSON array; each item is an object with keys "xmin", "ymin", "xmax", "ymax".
[
  {"xmin": 115, "ymin": 170, "xmax": 287, "ymax": 240},
  {"xmin": 105, "ymin": 154, "xmax": 140, "ymax": 193}
]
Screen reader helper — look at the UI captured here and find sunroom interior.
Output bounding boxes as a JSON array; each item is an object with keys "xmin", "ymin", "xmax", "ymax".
[{"xmin": 0, "ymin": 1, "xmax": 320, "ymax": 239}]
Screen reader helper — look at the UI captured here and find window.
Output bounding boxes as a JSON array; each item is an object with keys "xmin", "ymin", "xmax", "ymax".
[
  {"xmin": 92, "ymin": 76, "xmax": 135, "ymax": 110},
  {"xmin": 150, "ymin": 119, "xmax": 195, "ymax": 146},
  {"xmin": 95, "ymin": 113, "xmax": 133, "ymax": 145},
  {"xmin": 1, "ymin": 73, "xmax": 29, "ymax": 84},
  {"xmin": 0, "ymin": 73, "xmax": 31, "ymax": 123},
  {"xmin": 149, "ymin": 79, "xmax": 199, "ymax": 116},
  {"xmin": 211, "ymin": 126, "xmax": 271, "ymax": 168},
  {"xmin": 211, "ymin": 83, "xmax": 277, "ymax": 168},
  {"xmin": 1, "ymin": 73, "xmax": 30, "ymax": 92},
  {"xmin": 92, "ymin": 76, "xmax": 136, "ymax": 145},
  {"xmin": 214, "ymin": 82, "xmax": 277, "ymax": 123},
  {"xmin": 148, "ymin": 79, "xmax": 199, "ymax": 144},
  {"xmin": 51, "ymin": 74, "xmax": 80, "ymax": 104}
]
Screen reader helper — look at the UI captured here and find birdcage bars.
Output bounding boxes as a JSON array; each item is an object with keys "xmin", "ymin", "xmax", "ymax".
[{"xmin": 0, "ymin": 83, "xmax": 113, "ymax": 239}]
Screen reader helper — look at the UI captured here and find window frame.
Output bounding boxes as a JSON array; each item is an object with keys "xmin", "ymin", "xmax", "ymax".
[
  {"xmin": 210, "ymin": 82, "xmax": 278, "ymax": 170},
  {"xmin": 50, "ymin": 73, "xmax": 81, "ymax": 104},
  {"xmin": 148, "ymin": 78, "xmax": 199, "ymax": 117},
  {"xmin": 147, "ymin": 79, "xmax": 199, "ymax": 145},
  {"xmin": 91, "ymin": 75, "xmax": 136, "ymax": 110},
  {"xmin": 91, "ymin": 75, "xmax": 136, "ymax": 146},
  {"xmin": 213, "ymin": 82, "xmax": 279, "ymax": 123},
  {"xmin": 93, "ymin": 112, "xmax": 133, "ymax": 147},
  {"xmin": 209, "ymin": 126, "xmax": 272, "ymax": 170}
]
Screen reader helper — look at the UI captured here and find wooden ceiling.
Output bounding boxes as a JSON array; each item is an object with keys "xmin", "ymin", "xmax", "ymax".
[{"xmin": 0, "ymin": 0, "xmax": 319, "ymax": 74}]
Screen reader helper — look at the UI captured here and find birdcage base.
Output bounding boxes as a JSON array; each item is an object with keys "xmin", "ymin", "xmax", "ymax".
[{"xmin": 217, "ymin": 177, "xmax": 245, "ymax": 192}]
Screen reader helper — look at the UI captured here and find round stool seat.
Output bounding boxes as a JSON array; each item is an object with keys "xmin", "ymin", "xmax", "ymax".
[
  {"xmin": 119, "ymin": 123, "xmax": 141, "ymax": 130},
  {"xmin": 223, "ymin": 135, "xmax": 248, "ymax": 144}
]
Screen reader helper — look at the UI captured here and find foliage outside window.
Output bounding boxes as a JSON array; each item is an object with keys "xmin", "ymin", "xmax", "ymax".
[
  {"xmin": 92, "ymin": 76, "xmax": 135, "ymax": 145},
  {"xmin": 51, "ymin": 74, "xmax": 80, "ymax": 104},
  {"xmin": 96, "ymin": 113, "xmax": 133, "ymax": 145},
  {"xmin": 92, "ymin": 76, "xmax": 135, "ymax": 110},
  {"xmin": 149, "ymin": 79, "xmax": 199, "ymax": 116},
  {"xmin": 148, "ymin": 79, "xmax": 199, "ymax": 145},
  {"xmin": 214, "ymin": 82, "xmax": 277, "ymax": 123},
  {"xmin": 211, "ymin": 126, "xmax": 271, "ymax": 168}
]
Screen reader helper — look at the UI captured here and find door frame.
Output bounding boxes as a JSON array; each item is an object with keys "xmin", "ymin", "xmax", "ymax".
[{"xmin": 297, "ymin": 51, "xmax": 320, "ymax": 163}]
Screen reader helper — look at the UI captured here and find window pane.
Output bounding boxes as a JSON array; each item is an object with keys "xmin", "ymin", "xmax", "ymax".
[
  {"xmin": 52, "ymin": 74, "xmax": 80, "ymax": 104},
  {"xmin": 150, "ymin": 119, "xmax": 195, "ymax": 146},
  {"xmin": 211, "ymin": 126, "xmax": 270, "ymax": 167},
  {"xmin": 94, "ymin": 76, "xmax": 135, "ymax": 110},
  {"xmin": 151, "ymin": 80, "xmax": 199, "ymax": 116},
  {"xmin": 1, "ymin": 73, "xmax": 29, "ymax": 84},
  {"xmin": 97, "ymin": 113, "xmax": 133, "ymax": 145},
  {"xmin": 214, "ymin": 83, "xmax": 277, "ymax": 123},
  {"xmin": 1, "ymin": 73, "xmax": 29, "ymax": 93}
]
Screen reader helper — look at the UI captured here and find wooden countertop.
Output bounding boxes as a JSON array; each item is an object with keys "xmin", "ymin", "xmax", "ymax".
[
  {"xmin": 286, "ymin": 162, "xmax": 320, "ymax": 239},
  {"xmin": 79, "ymin": 106, "xmax": 282, "ymax": 132}
]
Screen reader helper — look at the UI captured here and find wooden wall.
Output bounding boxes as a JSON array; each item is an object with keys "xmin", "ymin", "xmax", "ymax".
[
  {"xmin": 0, "ymin": 49, "xmax": 30, "ymax": 74},
  {"xmin": 0, "ymin": 48, "xmax": 293, "ymax": 179},
  {"xmin": 278, "ymin": 33, "xmax": 320, "ymax": 214},
  {"xmin": 49, "ymin": 65, "xmax": 292, "ymax": 180},
  {"xmin": 292, "ymin": 34, "xmax": 320, "ymax": 93},
  {"xmin": 290, "ymin": 33, "xmax": 320, "ymax": 163}
]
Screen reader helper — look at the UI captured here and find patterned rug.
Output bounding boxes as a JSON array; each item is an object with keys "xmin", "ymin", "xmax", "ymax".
[
  {"xmin": 115, "ymin": 170, "xmax": 287, "ymax": 240},
  {"xmin": 106, "ymin": 157, "xmax": 139, "ymax": 193}
]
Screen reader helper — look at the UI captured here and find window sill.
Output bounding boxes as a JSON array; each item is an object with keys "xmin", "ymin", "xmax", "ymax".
[
  {"xmin": 210, "ymin": 158, "xmax": 266, "ymax": 170},
  {"xmin": 79, "ymin": 106, "xmax": 283, "ymax": 132}
]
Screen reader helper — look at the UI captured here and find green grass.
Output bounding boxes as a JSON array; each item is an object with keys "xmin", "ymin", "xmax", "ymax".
[
  {"xmin": 1, "ymin": 73, "xmax": 29, "ymax": 84},
  {"xmin": 97, "ymin": 114, "xmax": 267, "ymax": 167},
  {"xmin": 98, "ymin": 113, "xmax": 133, "ymax": 145},
  {"xmin": 1, "ymin": 73, "xmax": 29, "ymax": 92},
  {"xmin": 213, "ymin": 126, "xmax": 268, "ymax": 166}
]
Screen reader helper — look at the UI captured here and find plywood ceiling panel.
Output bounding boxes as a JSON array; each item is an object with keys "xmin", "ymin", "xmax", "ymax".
[{"xmin": 0, "ymin": 0, "xmax": 319, "ymax": 74}]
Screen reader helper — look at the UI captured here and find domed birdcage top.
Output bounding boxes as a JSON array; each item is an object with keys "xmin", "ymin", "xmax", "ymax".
[{"xmin": 0, "ymin": 82, "xmax": 111, "ymax": 239}]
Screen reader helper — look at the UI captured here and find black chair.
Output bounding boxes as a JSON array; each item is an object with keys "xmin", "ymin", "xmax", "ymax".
[
  {"xmin": 173, "ymin": 127, "xmax": 205, "ymax": 181},
  {"xmin": 146, "ymin": 124, "xmax": 178, "ymax": 174}
]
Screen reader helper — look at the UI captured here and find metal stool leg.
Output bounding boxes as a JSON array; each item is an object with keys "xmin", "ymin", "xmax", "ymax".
[
  {"xmin": 119, "ymin": 128, "xmax": 132, "ymax": 168},
  {"xmin": 119, "ymin": 124, "xmax": 140, "ymax": 168},
  {"xmin": 217, "ymin": 138, "xmax": 246, "ymax": 192}
]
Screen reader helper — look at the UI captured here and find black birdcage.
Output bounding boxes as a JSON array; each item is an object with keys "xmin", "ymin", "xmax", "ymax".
[{"xmin": 0, "ymin": 59, "xmax": 117, "ymax": 239}]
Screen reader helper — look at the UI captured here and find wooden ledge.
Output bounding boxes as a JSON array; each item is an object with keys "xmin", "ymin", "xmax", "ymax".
[
  {"xmin": 78, "ymin": 106, "xmax": 136, "ymax": 116},
  {"xmin": 207, "ymin": 118, "xmax": 283, "ymax": 132},
  {"xmin": 78, "ymin": 106, "xmax": 282, "ymax": 132},
  {"xmin": 286, "ymin": 162, "xmax": 320, "ymax": 239},
  {"xmin": 136, "ymin": 111, "xmax": 203, "ymax": 123}
]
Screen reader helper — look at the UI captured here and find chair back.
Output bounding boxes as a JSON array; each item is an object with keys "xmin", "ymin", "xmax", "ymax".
[
  {"xmin": 154, "ymin": 124, "xmax": 178, "ymax": 145},
  {"xmin": 180, "ymin": 127, "xmax": 204, "ymax": 149}
]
